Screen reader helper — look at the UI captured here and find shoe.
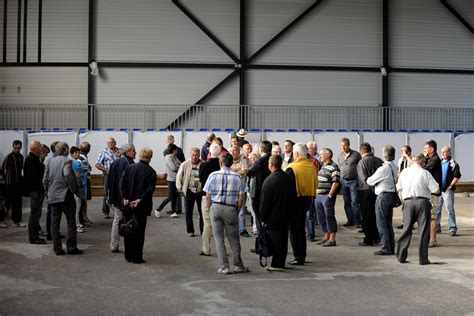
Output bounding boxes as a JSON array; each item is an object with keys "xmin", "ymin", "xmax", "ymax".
[
  {"xmin": 321, "ymin": 240, "xmax": 336, "ymax": 247},
  {"xmin": 374, "ymin": 240, "xmax": 381, "ymax": 245},
  {"xmin": 249, "ymin": 248, "xmax": 256, "ymax": 253},
  {"xmin": 104, "ymin": 215, "xmax": 111, "ymax": 219},
  {"xmin": 252, "ymin": 231, "xmax": 258, "ymax": 236},
  {"xmin": 166, "ymin": 210, "xmax": 174, "ymax": 215},
  {"xmin": 358, "ymin": 229, "xmax": 364, "ymax": 233},
  {"xmin": 316, "ymin": 239, "xmax": 327, "ymax": 245},
  {"xmin": 429, "ymin": 241, "xmax": 439, "ymax": 248},
  {"xmin": 233, "ymin": 266, "xmax": 250, "ymax": 273},
  {"xmin": 132, "ymin": 259, "xmax": 146, "ymax": 264},
  {"xmin": 176, "ymin": 210, "xmax": 182, "ymax": 214},
  {"xmin": 199, "ymin": 251, "xmax": 210, "ymax": 256},
  {"xmin": 0, "ymin": 222, "xmax": 7, "ymax": 228},
  {"xmin": 55, "ymin": 249, "xmax": 66, "ymax": 256},
  {"xmin": 358, "ymin": 241, "xmax": 373, "ymax": 247},
  {"xmin": 170, "ymin": 213, "xmax": 179, "ymax": 218},
  {"xmin": 188, "ymin": 233, "xmax": 195, "ymax": 237},
  {"xmin": 396, "ymin": 224, "xmax": 404, "ymax": 229},
  {"xmin": 217, "ymin": 267, "xmax": 232, "ymax": 275},
  {"xmin": 30, "ymin": 238, "xmax": 47, "ymax": 245},
  {"xmin": 46, "ymin": 235, "xmax": 52, "ymax": 241},
  {"xmin": 266, "ymin": 267, "xmax": 284, "ymax": 272},
  {"xmin": 450, "ymin": 231, "xmax": 457, "ymax": 237},
  {"xmin": 308, "ymin": 237, "xmax": 316, "ymax": 242},
  {"xmin": 125, "ymin": 258, "xmax": 132, "ymax": 263},
  {"xmin": 436, "ymin": 228, "xmax": 442, "ymax": 233},
  {"xmin": 343, "ymin": 221, "xmax": 354, "ymax": 227},
  {"xmin": 420, "ymin": 260, "xmax": 431, "ymax": 265},
  {"xmin": 288, "ymin": 259, "xmax": 304, "ymax": 266},
  {"xmin": 154, "ymin": 210, "xmax": 161, "ymax": 218},
  {"xmin": 356, "ymin": 224, "xmax": 362, "ymax": 228},
  {"xmin": 374, "ymin": 250, "xmax": 391, "ymax": 256},
  {"xmin": 83, "ymin": 219, "xmax": 93, "ymax": 226},
  {"xmin": 76, "ymin": 227, "xmax": 85, "ymax": 233},
  {"xmin": 14, "ymin": 222, "xmax": 26, "ymax": 228},
  {"xmin": 67, "ymin": 248, "xmax": 84, "ymax": 255},
  {"xmin": 111, "ymin": 248, "xmax": 120, "ymax": 253},
  {"xmin": 240, "ymin": 231, "xmax": 250, "ymax": 237}
]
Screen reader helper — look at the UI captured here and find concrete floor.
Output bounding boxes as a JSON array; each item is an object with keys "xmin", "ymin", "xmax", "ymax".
[{"xmin": 0, "ymin": 195, "xmax": 473, "ymax": 315}]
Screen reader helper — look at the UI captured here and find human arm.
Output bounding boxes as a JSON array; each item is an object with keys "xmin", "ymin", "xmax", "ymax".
[
  {"xmin": 63, "ymin": 160, "xmax": 78, "ymax": 194},
  {"xmin": 175, "ymin": 163, "xmax": 185, "ymax": 193}
]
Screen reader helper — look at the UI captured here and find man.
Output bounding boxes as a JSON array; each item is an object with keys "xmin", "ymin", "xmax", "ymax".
[
  {"xmin": 43, "ymin": 141, "xmax": 60, "ymax": 239},
  {"xmin": 230, "ymin": 136, "xmax": 239, "ymax": 148},
  {"xmin": 204, "ymin": 154, "xmax": 249, "ymax": 275},
  {"xmin": 272, "ymin": 145, "xmax": 282, "ymax": 156},
  {"xmin": 286, "ymin": 143, "xmax": 318, "ymax": 264},
  {"xmin": 435, "ymin": 146, "xmax": 461, "ymax": 237},
  {"xmin": 24, "ymin": 141, "xmax": 46, "ymax": 244},
  {"xmin": 356, "ymin": 142, "xmax": 383, "ymax": 246},
  {"xmin": 396, "ymin": 153, "xmax": 439, "ymax": 265},
  {"xmin": 315, "ymin": 148, "xmax": 340, "ymax": 247},
  {"xmin": 247, "ymin": 141, "xmax": 272, "ymax": 235},
  {"xmin": 198, "ymin": 143, "xmax": 221, "ymax": 256},
  {"xmin": 236, "ymin": 129, "xmax": 249, "ymax": 147},
  {"xmin": 396, "ymin": 145, "xmax": 413, "ymax": 229},
  {"xmin": 338, "ymin": 138, "xmax": 362, "ymax": 227},
  {"xmin": 229, "ymin": 145, "xmax": 249, "ymax": 237},
  {"xmin": 423, "ymin": 140, "xmax": 442, "ymax": 247},
  {"xmin": 176, "ymin": 148, "xmax": 204, "ymax": 237},
  {"xmin": 201, "ymin": 132, "xmax": 215, "ymax": 161},
  {"xmin": 163, "ymin": 134, "xmax": 185, "ymax": 163},
  {"xmin": 306, "ymin": 141, "xmax": 321, "ymax": 242},
  {"xmin": 108, "ymin": 144, "xmax": 136, "ymax": 253},
  {"xmin": 242, "ymin": 143, "xmax": 253, "ymax": 160},
  {"xmin": 260, "ymin": 155, "xmax": 297, "ymax": 271},
  {"xmin": 95, "ymin": 137, "xmax": 119, "ymax": 219},
  {"xmin": 0, "ymin": 140, "xmax": 25, "ymax": 228},
  {"xmin": 367, "ymin": 145, "xmax": 398, "ymax": 255},
  {"xmin": 282, "ymin": 140, "xmax": 294, "ymax": 170},
  {"xmin": 78, "ymin": 142, "xmax": 92, "ymax": 225},
  {"xmin": 43, "ymin": 142, "xmax": 83, "ymax": 256}
]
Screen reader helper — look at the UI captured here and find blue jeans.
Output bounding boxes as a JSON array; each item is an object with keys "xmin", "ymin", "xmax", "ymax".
[
  {"xmin": 238, "ymin": 194, "xmax": 247, "ymax": 233},
  {"xmin": 315, "ymin": 194, "xmax": 337, "ymax": 233},
  {"xmin": 340, "ymin": 178, "xmax": 360, "ymax": 224},
  {"xmin": 375, "ymin": 192, "xmax": 396, "ymax": 253},
  {"xmin": 436, "ymin": 189, "xmax": 457, "ymax": 233},
  {"xmin": 306, "ymin": 202, "xmax": 317, "ymax": 238}
]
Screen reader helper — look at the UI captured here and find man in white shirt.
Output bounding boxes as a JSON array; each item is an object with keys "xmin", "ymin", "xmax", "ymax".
[{"xmin": 395, "ymin": 153, "xmax": 440, "ymax": 265}]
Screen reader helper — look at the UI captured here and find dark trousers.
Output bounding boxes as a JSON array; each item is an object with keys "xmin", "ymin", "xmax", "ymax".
[
  {"xmin": 102, "ymin": 174, "xmax": 110, "ymax": 215},
  {"xmin": 359, "ymin": 189, "xmax": 380, "ymax": 244},
  {"xmin": 375, "ymin": 192, "xmax": 396, "ymax": 253},
  {"xmin": 251, "ymin": 197, "xmax": 262, "ymax": 234},
  {"xmin": 123, "ymin": 207, "xmax": 148, "ymax": 262},
  {"xmin": 46, "ymin": 204, "xmax": 52, "ymax": 238},
  {"xmin": 268, "ymin": 227, "xmax": 289, "ymax": 268},
  {"xmin": 306, "ymin": 202, "xmax": 317, "ymax": 238},
  {"xmin": 157, "ymin": 181, "xmax": 179, "ymax": 213},
  {"xmin": 50, "ymin": 192, "xmax": 77, "ymax": 253},
  {"xmin": 4, "ymin": 183, "xmax": 22, "ymax": 223},
  {"xmin": 28, "ymin": 191, "xmax": 44, "ymax": 242},
  {"xmin": 289, "ymin": 196, "xmax": 312, "ymax": 262},
  {"xmin": 396, "ymin": 198, "xmax": 431, "ymax": 265},
  {"xmin": 184, "ymin": 190, "xmax": 203, "ymax": 235}
]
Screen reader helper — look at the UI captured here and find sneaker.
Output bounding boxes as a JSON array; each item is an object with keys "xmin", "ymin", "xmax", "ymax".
[
  {"xmin": 76, "ymin": 227, "xmax": 85, "ymax": 233},
  {"xmin": 154, "ymin": 209, "xmax": 161, "ymax": 218},
  {"xmin": 188, "ymin": 233, "xmax": 195, "ymax": 237},
  {"xmin": 14, "ymin": 222, "xmax": 26, "ymax": 228},
  {"xmin": 170, "ymin": 212, "xmax": 179, "ymax": 218},
  {"xmin": 217, "ymin": 267, "xmax": 232, "ymax": 275},
  {"xmin": 321, "ymin": 240, "xmax": 337, "ymax": 247},
  {"xmin": 450, "ymin": 231, "xmax": 457, "ymax": 237},
  {"xmin": 77, "ymin": 224, "xmax": 85, "ymax": 228},
  {"xmin": 233, "ymin": 266, "xmax": 250, "ymax": 273},
  {"xmin": 240, "ymin": 230, "xmax": 250, "ymax": 237},
  {"xmin": 0, "ymin": 222, "xmax": 7, "ymax": 228},
  {"xmin": 316, "ymin": 239, "xmax": 328, "ymax": 245}
]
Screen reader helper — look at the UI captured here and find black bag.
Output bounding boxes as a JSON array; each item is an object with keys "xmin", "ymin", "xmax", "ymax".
[
  {"xmin": 118, "ymin": 214, "xmax": 138, "ymax": 237},
  {"xmin": 255, "ymin": 227, "xmax": 273, "ymax": 267}
]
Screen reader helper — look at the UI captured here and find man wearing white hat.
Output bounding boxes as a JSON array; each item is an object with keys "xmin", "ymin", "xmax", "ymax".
[{"xmin": 236, "ymin": 129, "xmax": 249, "ymax": 147}]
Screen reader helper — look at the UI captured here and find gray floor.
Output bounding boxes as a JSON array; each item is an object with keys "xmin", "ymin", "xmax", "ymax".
[{"xmin": 0, "ymin": 195, "xmax": 473, "ymax": 315}]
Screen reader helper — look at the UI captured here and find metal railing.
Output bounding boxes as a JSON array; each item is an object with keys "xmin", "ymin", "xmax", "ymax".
[{"xmin": 1, "ymin": 104, "xmax": 472, "ymax": 131}]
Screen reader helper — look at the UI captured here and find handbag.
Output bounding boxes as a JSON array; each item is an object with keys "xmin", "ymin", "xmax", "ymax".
[
  {"xmin": 255, "ymin": 227, "xmax": 273, "ymax": 267},
  {"xmin": 118, "ymin": 213, "xmax": 138, "ymax": 237},
  {"xmin": 390, "ymin": 167, "xmax": 403, "ymax": 208}
]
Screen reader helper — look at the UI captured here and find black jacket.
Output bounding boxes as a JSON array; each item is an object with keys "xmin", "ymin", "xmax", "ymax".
[
  {"xmin": 108, "ymin": 155, "xmax": 135, "ymax": 208},
  {"xmin": 199, "ymin": 158, "xmax": 220, "ymax": 192},
  {"xmin": 23, "ymin": 152, "xmax": 45, "ymax": 193},
  {"xmin": 247, "ymin": 153, "xmax": 271, "ymax": 201},
  {"xmin": 441, "ymin": 159, "xmax": 461, "ymax": 192},
  {"xmin": 120, "ymin": 161, "xmax": 157, "ymax": 213},
  {"xmin": 425, "ymin": 153, "xmax": 442, "ymax": 195}
]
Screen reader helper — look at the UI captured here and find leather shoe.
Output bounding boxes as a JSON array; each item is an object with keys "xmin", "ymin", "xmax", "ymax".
[
  {"xmin": 55, "ymin": 249, "xmax": 66, "ymax": 256},
  {"xmin": 132, "ymin": 259, "xmax": 146, "ymax": 264},
  {"xmin": 358, "ymin": 241, "xmax": 373, "ymax": 246},
  {"xmin": 288, "ymin": 259, "xmax": 304, "ymax": 266},
  {"xmin": 374, "ymin": 250, "xmax": 391, "ymax": 256},
  {"xmin": 30, "ymin": 238, "xmax": 47, "ymax": 245},
  {"xmin": 67, "ymin": 248, "xmax": 84, "ymax": 255},
  {"xmin": 249, "ymin": 248, "xmax": 256, "ymax": 253},
  {"xmin": 111, "ymin": 248, "xmax": 120, "ymax": 253},
  {"xmin": 420, "ymin": 260, "xmax": 431, "ymax": 265},
  {"xmin": 343, "ymin": 221, "xmax": 354, "ymax": 227},
  {"xmin": 240, "ymin": 231, "xmax": 250, "ymax": 237},
  {"xmin": 199, "ymin": 251, "xmax": 210, "ymax": 256}
]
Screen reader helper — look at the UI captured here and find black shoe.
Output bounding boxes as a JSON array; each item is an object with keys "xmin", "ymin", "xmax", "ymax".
[
  {"xmin": 46, "ymin": 235, "xmax": 52, "ymax": 241},
  {"xmin": 67, "ymin": 248, "xmax": 84, "ymax": 255},
  {"xmin": 133, "ymin": 259, "xmax": 146, "ymax": 264},
  {"xmin": 166, "ymin": 210, "xmax": 174, "ymax": 215},
  {"xmin": 396, "ymin": 224, "xmax": 404, "ymax": 229},
  {"xmin": 308, "ymin": 237, "xmax": 316, "ymax": 242},
  {"xmin": 55, "ymin": 249, "xmax": 66, "ymax": 256},
  {"xmin": 199, "ymin": 251, "xmax": 211, "ymax": 256},
  {"xmin": 240, "ymin": 231, "xmax": 250, "ymax": 237},
  {"xmin": 358, "ymin": 241, "xmax": 374, "ymax": 247},
  {"xmin": 420, "ymin": 260, "xmax": 431, "ymax": 265},
  {"xmin": 356, "ymin": 224, "xmax": 362, "ymax": 228},
  {"xmin": 125, "ymin": 257, "xmax": 132, "ymax": 262},
  {"xmin": 111, "ymin": 248, "xmax": 120, "ymax": 253},
  {"xmin": 343, "ymin": 221, "xmax": 355, "ymax": 227},
  {"xmin": 357, "ymin": 229, "xmax": 364, "ymax": 233},
  {"xmin": 176, "ymin": 210, "xmax": 182, "ymax": 214},
  {"xmin": 288, "ymin": 259, "xmax": 304, "ymax": 266},
  {"xmin": 374, "ymin": 250, "xmax": 391, "ymax": 256},
  {"xmin": 30, "ymin": 238, "xmax": 47, "ymax": 245}
]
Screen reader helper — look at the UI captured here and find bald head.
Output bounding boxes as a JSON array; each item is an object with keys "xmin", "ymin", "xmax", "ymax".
[
  {"xmin": 107, "ymin": 138, "xmax": 116, "ymax": 149},
  {"xmin": 30, "ymin": 141, "xmax": 42, "ymax": 157}
]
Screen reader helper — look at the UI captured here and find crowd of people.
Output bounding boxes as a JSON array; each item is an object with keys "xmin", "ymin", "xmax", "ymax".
[{"xmin": 0, "ymin": 130, "xmax": 462, "ymax": 273}]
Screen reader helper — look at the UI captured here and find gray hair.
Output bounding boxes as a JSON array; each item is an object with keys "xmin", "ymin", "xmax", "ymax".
[
  {"xmin": 191, "ymin": 147, "xmax": 200, "ymax": 154},
  {"xmin": 293, "ymin": 143, "xmax": 308, "ymax": 157},
  {"xmin": 121, "ymin": 143, "xmax": 134, "ymax": 155},
  {"xmin": 383, "ymin": 145, "xmax": 395, "ymax": 162},
  {"xmin": 306, "ymin": 141, "xmax": 316, "ymax": 149},
  {"xmin": 321, "ymin": 147, "xmax": 333, "ymax": 158},
  {"xmin": 209, "ymin": 143, "xmax": 221, "ymax": 158},
  {"xmin": 55, "ymin": 142, "xmax": 69, "ymax": 156}
]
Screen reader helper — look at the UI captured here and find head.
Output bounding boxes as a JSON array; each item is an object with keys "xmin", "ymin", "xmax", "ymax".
[
  {"xmin": 243, "ymin": 143, "xmax": 252, "ymax": 157},
  {"xmin": 70, "ymin": 146, "xmax": 81, "ymax": 159},
  {"xmin": 413, "ymin": 153, "xmax": 426, "ymax": 166},
  {"xmin": 229, "ymin": 145, "xmax": 241, "ymax": 160},
  {"xmin": 424, "ymin": 140, "xmax": 437, "ymax": 158},
  {"xmin": 293, "ymin": 143, "xmax": 308, "ymax": 161},
  {"xmin": 284, "ymin": 140, "xmax": 294, "ymax": 154},
  {"xmin": 209, "ymin": 143, "xmax": 221, "ymax": 158},
  {"xmin": 166, "ymin": 135, "xmax": 175, "ymax": 145},
  {"xmin": 139, "ymin": 147, "xmax": 153, "ymax": 163},
  {"xmin": 12, "ymin": 140, "xmax": 22, "ymax": 154},
  {"xmin": 359, "ymin": 142, "xmax": 372, "ymax": 156},
  {"xmin": 340, "ymin": 138, "xmax": 351, "ymax": 153},
  {"xmin": 249, "ymin": 152, "xmax": 260, "ymax": 163},
  {"xmin": 190, "ymin": 147, "xmax": 200, "ymax": 164},
  {"xmin": 107, "ymin": 138, "xmax": 116, "ymax": 150},
  {"xmin": 441, "ymin": 146, "xmax": 451, "ymax": 160},
  {"xmin": 219, "ymin": 154, "xmax": 233, "ymax": 168},
  {"xmin": 272, "ymin": 145, "xmax": 282, "ymax": 156},
  {"xmin": 41, "ymin": 144, "xmax": 50, "ymax": 158},
  {"xmin": 213, "ymin": 137, "xmax": 224, "ymax": 148},
  {"xmin": 168, "ymin": 144, "xmax": 178, "ymax": 156},
  {"xmin": 50, "ymin": 141, "xmax": 60, "ymax": 154},
  {"xmin": 55, "ymin": 142, "xmax": 69, "ymax": 157},
  {"xmin": 206, "ymin": 132, "xmax": 216, "ymax": 143},
  {"xmin": 230, "ymin": 136, "xmax": 239, "ymax": 148},
  {"xmin": 121, "ymin": 143, "xmax": 136, "ymax": 159},
  {"xmin": 307, "ymin": 141, "xmax": 317, "ymax": 157},
  {"xmin": 29, "ymin": 141, "xmax": 42, "ymax": 157},
  {"xmin": 268, "ymin": 154, "xmax": 282, "ymax": 173},
  {"xmin": 382, "ymin": 145, "xmax": 395, "ymax": 162},
  {"xmin": 319, "ymin": 148, "xmax": 333, "ymax": 164},
  {"xmin": 271, "ymin": 141, "xmax": 280, "ymax": 146},
  {"xmin": 259, "ymin": 141, "xmax": 272, "ymax": 155},
  {"xmin": 237, "ymin": 128, "xmax": 247, "ymax": 139},
  {"xmin": 80, "ymin": 141, "xmax": 91, "ymax": 154},
  {"xmin": 401, "ymin": 145, "xmax": 411, "ymax": 158}
]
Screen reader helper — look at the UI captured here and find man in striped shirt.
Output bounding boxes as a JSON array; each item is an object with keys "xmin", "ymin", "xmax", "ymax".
[
  {"xmin": 204, "ymin": 154, "xmax": 249, "ymax": 275},
  {"xmin": 95, "ymin": 138, "xmax": 119, "ymax": 219}
]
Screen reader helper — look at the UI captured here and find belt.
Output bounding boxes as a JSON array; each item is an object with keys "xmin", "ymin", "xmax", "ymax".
[
  {"xmin": 404, "ymin": 197, "xmax": 429, "ymax": 201},
  {"xmin": 212, "ymin": 201, "xmax": 237, "ymax": 208}
]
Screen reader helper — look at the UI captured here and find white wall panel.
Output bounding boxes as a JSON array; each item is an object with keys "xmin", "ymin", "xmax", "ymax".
[
  {"xmin": 408, "ymin": 133, "xmax": 452, "ymax": 155},
  {"xmin": 96, "ymin": 0, "xmax": 231, "ymax": 63},
  {"xmin": 264, "ymin": 131, "xmax": 313, "ymax": 147},
  {"xmin": 27, "ymin": 131, "xmax": 78, "ymax": 151},
  {"xmin": 391, "ymin": 0, "xmax": 474, "ymax": 69},
  {"xmin": 249, "ymin": 0, "xmax": 381, "ymax": 66},
  {"xmin": 361, "ymin": 132, "xmax": 408, "ymax": 163},
  {"xmin": 0, "ymin": 67, "xmax": 87, "ymax": 104},
  {"xmin": 454, "ymin": 133, "xmax": 474, "ymax": 182},
  {"xmin": 0, "ymin": 131, "xmax": 26, "ymax": 163},
  {"xmin": 314, "ymin": 132, "xmax": 359, "ymax": 156}
]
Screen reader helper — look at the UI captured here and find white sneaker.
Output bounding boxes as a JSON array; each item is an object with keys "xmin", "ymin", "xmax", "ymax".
[
  {"xmin": 0, "ymin": 222, "xmax": 7, "ymax": 228},
  {"xmin": 14, "ymin": 222, "xmax": 26, "ymax": 228},
  {"xmin": 154, "ymin": 209, "xmax": 161, "ymax": 218},
  {"xmin": 170, "ymin": 212, "xmax": 179, "ymax": 218},
  {"xmin": 77, "ymin": 227, "xmax": 85, "ymax": 233}
]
